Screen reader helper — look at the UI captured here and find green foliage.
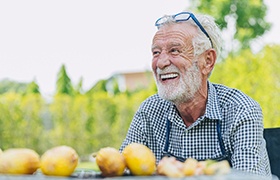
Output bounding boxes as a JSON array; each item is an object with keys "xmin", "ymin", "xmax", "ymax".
[
  {"xmin": 73, "ymin": 77, "xmax": 84, "ymax": 95},
  {"xmin": 0, "ymin": 85, "xmax": 154, "ymax": 158},
  {"xmin": 86, "ymin": 79, "xmax": 108, "ymax": 94},
  {"xmin": 0, "ymin": 79, "xmax": 28, "ymax": 94},
  {"xmin": 89, "ymin": 92, "xmax": 117, "ymax": 149},
  {"xmin": 210, "ymin": 45, "xmax": 280, "ymax": 127},
  {"xmin": 189, "ymin": 0, "xmax": 271, "ymax": 50},
  {"xmin": 0, "ymin": 93, "xmax": 23, "ymax": 149},
  {"xmin": 0, "ymin": 93, "xmax": 44, "ymax": 151},
  {"xmin": 55, "ymin": 64, "xmax": 74, "ymax": 96},
  {"xmin": 26, "ymin": 80, "xmax": 40, "ymax": 94}
]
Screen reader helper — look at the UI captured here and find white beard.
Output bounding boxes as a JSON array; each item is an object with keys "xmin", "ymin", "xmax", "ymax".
[{"xmin": 155, "ymin": 63, "xmax": 202, "ymax": 104}]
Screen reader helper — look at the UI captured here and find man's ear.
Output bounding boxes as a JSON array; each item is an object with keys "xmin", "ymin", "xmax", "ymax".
[{"xmin": 202, "ymin": 49, "xmax": 216, "ymax": 75}]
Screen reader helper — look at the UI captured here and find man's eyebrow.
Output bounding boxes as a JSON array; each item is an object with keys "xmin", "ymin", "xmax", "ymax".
[
  {"xmin": 151, "ymin": 43, "xmax": 182, "ymax": 50},
  {"xmin": 151, "ymin": 45, "xmax": 160, "ymax": 51},
  {"xmin": 168, "ymin": 43, "xmax": 182, "ymax": 47}
]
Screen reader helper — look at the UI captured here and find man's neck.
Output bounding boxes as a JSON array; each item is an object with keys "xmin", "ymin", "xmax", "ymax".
[{"xmin": 175, "ymin": 85, "xmax": 208, "ymax": 127}]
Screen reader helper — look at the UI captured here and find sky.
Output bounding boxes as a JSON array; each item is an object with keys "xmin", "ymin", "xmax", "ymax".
[{"xmin": 0, "ymin": 0, "xmax": 279, "ymax": 96}]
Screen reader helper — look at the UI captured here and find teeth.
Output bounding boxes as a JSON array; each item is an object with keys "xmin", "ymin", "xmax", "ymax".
[{"xmin": 160, "ymin": 73, "xmax": 178, "ymax": 80}]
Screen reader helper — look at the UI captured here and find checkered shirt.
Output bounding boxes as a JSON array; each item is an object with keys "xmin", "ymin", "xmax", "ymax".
[{"xmin": 120, "ymin": 81, "xmax": 271, "ymax": 176}]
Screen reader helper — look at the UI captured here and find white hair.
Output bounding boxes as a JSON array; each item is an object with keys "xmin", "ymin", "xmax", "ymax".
[
  {"xmin": 192, "ymin": 14, "xmax": 222, "ymax": 58},
  {"xmin": 157, "ymin": 13, "xmax": 222, "ymax": 59}
]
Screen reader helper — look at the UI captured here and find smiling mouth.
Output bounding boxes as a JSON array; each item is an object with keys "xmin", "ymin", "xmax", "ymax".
[{"xmin": 160, "ymin": 73, "xmax": 179, "ymax": 81}]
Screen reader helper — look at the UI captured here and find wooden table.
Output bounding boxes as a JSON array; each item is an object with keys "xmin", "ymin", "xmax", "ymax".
[{"xmin": 0, "ymin": 169, "xmax": 277, "ymax": 180}]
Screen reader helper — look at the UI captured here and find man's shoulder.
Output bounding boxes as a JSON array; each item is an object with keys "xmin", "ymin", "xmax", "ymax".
[
  {"xmin": 211, "ymin": 82, "xmax": 260, "ymax": 108},
  {"xmin": 139, "ymin": 94, "xmax": 172, "ymax": 112}
]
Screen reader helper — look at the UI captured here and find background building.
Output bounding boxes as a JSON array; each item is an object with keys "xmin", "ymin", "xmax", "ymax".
[{"xmin": 106, "ymin": 71, "xmax": 153, "ymax": 94}]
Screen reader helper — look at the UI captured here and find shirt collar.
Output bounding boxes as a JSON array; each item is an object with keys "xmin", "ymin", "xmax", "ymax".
[
  {"xmin": 166, "ymin": 81, "xmax": 222, "ymax": 128},
  {"xmin": 205, "ymin": 81, "xmax": 222, "ymax": 120}
]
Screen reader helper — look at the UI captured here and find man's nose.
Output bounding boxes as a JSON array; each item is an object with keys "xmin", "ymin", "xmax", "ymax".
[{"xmin": 157, "ymin": 52, "xmax": 171, "ymax": 69}]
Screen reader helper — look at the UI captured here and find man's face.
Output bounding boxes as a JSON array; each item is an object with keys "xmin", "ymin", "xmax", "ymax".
[{"xmin": 151, "ymin": 23, "xmax": 202, "ymax": 103}]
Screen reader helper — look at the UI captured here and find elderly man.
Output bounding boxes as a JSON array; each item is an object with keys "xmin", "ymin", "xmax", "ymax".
[{"xmin": 120, "ymin": 12, "xmax": 271, "ymax": 177}]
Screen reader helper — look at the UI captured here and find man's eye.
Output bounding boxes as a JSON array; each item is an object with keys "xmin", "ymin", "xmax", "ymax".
[
  {"xmin": 152, "ymin": 51, "xmax": 161, "ymax": 56},
  {"xmin": 170, "ymin": 48, "xmax": 180, "ymax": 55}
]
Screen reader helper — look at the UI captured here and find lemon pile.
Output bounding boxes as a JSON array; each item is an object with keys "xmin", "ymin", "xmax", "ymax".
[
  {"xmin": 95, "ymin": 143, "xmax": 156, "ymax": 177},
  {"xmin": 95, "ymin": 143, "xmax": 231, "ymax": 178},
  {"xmin": 0, "ymin": 143, "xmax": 157, "ymax": 177},
  {"xmin": 0, "ymin": 145, "xmax": 79, "ymax": 176}
]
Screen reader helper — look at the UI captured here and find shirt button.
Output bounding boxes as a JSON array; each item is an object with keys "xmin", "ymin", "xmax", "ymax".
[{"xmin": 185, "ymin": 130, "xmax": 188, "ymax": 134}]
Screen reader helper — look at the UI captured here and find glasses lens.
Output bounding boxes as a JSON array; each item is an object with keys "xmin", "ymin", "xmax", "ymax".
[
  {"xmin": 155, "ymin": 16, "xmax": 170, "ymax": 26},
  {"xmin": 155, "ymin": 12, "xmax": 213, "ymax": 48},
  {"xmin": 174, "ymin": 12, "xmax": 191, "ymax": 22}
]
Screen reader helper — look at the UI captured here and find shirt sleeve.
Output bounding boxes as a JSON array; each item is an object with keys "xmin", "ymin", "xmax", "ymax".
[
  {"xmin": 119, "ymin": 111, "xmax": 147, "ymax": 152},
  {"xmin": 230, "ymin": 104, "xmax": 271, "ymax": 176}
]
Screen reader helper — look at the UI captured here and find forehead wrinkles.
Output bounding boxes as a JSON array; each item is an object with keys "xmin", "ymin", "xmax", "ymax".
[{"xmin": 152, "ymin": 29, "xmax": 193, "ymax": 49}]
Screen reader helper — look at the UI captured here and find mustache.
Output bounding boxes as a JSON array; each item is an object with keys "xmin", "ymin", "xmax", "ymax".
[{"xmin": 156, "ymin": 65, "xmax": 180, "ymax": 74}]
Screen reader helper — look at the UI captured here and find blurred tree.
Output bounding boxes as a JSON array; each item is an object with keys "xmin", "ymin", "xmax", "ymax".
[
  {"xmin": 20, "ymin": 94, "xmax": 44, "ymax": 150},
  {"xmin": 188, "ymin": 0, "xmax": 271, "ymax": 54},
  {"xmin": 86, "ymin": 79, "xmax": 108, "ymax": 94},
  {"xmin": 105, "ymin": 77, "xmax": 121, "ymax": 96},
  {"xmin": 90, "ymin": 92, "xmax": 117, "ymax": 148},
  {"xmin": 0, "ymin": 79, "xmax": 28, "ymax": 94},
  {"xmin": 73, "ymin": 77, "xmax": 84, "ymax": 95},
  {"xmin": 25, "ymin": 80, "xmax": 40, "ymax": 94},
  {"xmin": 0, "ymin": 93, "xmax": 24, "ymax": 149},
  {"xmin": 55, "ymin": 64, "xmax": 74, "ymax": 96}
]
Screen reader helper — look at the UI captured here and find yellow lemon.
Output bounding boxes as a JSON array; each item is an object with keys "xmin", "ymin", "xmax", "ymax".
[
  {"xmin": 95, "ymin": 147, "xmax": 126, "ymax": 177},
  {"xmin": 40, "ymin": 145, "xmax": 79, "ymax": 176},
  {"xmin": 0, "ymin": 148, "xmax": 40, "ymax": 174},
  {"xmin": 122, "ymin": 143, "xmax": 156, "ymax": 176},
  {"xmin": 203, "ymin": 160, "xmax": 231, "ymax": 175},
  {"xmin": 182, "ymin": 158, "xmax": 198, "ymax": 176}
]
